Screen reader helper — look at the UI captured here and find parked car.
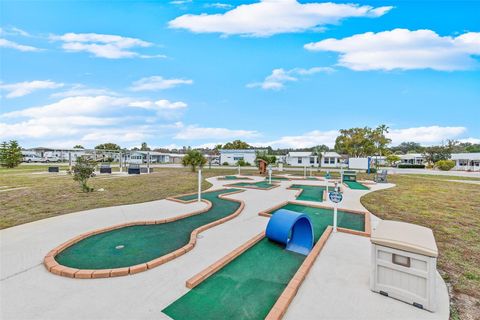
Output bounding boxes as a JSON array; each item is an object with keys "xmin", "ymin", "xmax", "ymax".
[
  {"xmin": 23, "ymin": 154, "xmax": 45, "ymax": 163},
  {"xmin": 45, "ymin": 156, "xmax": 61, "ymax": 163}
]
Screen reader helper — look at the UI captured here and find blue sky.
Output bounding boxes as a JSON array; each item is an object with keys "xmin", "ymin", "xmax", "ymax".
[{"xmin": 1, "ymin": 0, "xmax": 479, "ymax": 149}]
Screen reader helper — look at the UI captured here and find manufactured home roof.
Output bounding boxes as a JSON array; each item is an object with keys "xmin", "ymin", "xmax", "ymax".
[
  {"xmin": 450, "ymin": 153, "xmax": 480, "ymax": 160},
  {"xmin": 287, "ymin": 152, "xmax": 312, "ymax": 157},
  {"xmin": 322, "ymin": 151, "xmax": 341, "ymax": 157}
]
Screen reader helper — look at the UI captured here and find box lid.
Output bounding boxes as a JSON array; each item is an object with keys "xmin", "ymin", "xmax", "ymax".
[{"xmin": 371, "ymin": 220, "xmax": 438, "ymax": 257}]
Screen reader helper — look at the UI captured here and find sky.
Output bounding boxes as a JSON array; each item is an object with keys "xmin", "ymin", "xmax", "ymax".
[{"xmin": 0, "ymin": 0, "xmax": 479, "ymax": 149}]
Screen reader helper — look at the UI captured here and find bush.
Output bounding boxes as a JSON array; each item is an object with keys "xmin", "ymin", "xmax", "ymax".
[
  {"xmin": 397, "ymin": 164, "xmax": 426, "ymax": 169},
  {"xmin": 71, "ymin": 157, "xmax": 96, "ymax": 192},
  {"xmin": 436, "ymin": 160, "xmax": 455, "ymax": 171},
  {"xmin": 367, "ymin": 168, "xmax": 377, "ymax": 173},
  {"xmin": 222, "ymin": 162, "xmax": 229, "ymax": 166}
]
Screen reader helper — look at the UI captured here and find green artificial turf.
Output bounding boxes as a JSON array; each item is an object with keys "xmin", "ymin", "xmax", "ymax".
[
  {"xmin": 343, "ymin": 181, "xmax": 369, "ymax": 190},
  {"xmin": 55, "ymin": 189, "xmax": 241, "ymax": 269},
  {"xmin": 162, "ymin": 203, "xmax": 364, "ymax": 319},
  {"xmin": 229, "ymin": 181, "xmax": 276, "ymax": 189},
  {"xmin": 290, "ymin": 184, "xmax": 330, "ymax": 202}
]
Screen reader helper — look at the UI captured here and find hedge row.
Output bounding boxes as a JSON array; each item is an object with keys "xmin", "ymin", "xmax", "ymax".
[{"xmin": 397, "ymin": 164, "xmax": 426, "ymax": 169}]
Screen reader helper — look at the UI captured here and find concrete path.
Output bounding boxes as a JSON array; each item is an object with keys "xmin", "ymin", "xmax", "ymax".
[{"xmin": 0, "ymin": 176, "xmax": 449, "ymax": 320}]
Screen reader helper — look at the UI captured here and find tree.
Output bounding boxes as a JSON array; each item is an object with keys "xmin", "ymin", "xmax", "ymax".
[
  {"xmin": 386, "ymin": 154, "xmax": 401, "ymax": 166},
  {"xmin": 255, "ymin": 150, "xmax": 276, "ymax": 167},
  {"xmin": 0, "ymin": 140, "xmax": 23, "ymax": 168},
  {"xmin": 221, "ymin": 140, "xmax": 251, "ymax": 149},
  {"xmin": 390, "ymin": 142, "xmax": 424, "ymax": 154},
  {"xmin": 371, "ymin": 125, "xmax": 391, "ymax": 156},
  {"xmin": 73, "ymin": 145, "xmax": 84, "ymax": 149},
  {"xmin": 95, "ymin": 143, "xmax": 121, "ymax": 150},
  {"xmin": 71, "ymin": 157, "xmax": 96, "ymax": 192},
  {"xmin": 423, "ymin": 145, "xmax": 451, "ymax": 165},
  {"xmin": 182, "ymin": 150, "xmax": 207, "ymax": 172},
  {"xmin": 140, "ymin": 142, "xmax": 150, "ymax": 151}
]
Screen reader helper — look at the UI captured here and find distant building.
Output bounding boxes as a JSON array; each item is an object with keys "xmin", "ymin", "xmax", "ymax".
[
  {"xmin": 450, "ymin": 153, "xmax": 480, "ymax": 171},
  {"xmin": 399, "ymin": 153, "xmax": 425, "ymax": 165},
  {"xmin": 219, "ymin": 149, "xmax": 258, "ymax": 165},
  {"xmin": 126, "ymin": 151, "xmax": 170, "ymax": 164},
  {"xmin": 286, "ymin": 151, "xmax": 341, "ymax": 168}
]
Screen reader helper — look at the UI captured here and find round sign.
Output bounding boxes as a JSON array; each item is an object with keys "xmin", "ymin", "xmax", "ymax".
[{"xmin": 329, "ymin": 191, "xmax": 343, "ymax": 203}]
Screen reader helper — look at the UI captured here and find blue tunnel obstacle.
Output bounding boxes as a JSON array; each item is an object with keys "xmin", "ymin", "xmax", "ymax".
[{"xmin": 265, "ymin": 209, "xmax": 314, "ymax": 255}]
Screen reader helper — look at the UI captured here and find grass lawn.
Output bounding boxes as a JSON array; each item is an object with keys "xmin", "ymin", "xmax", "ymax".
[
  {"xmin": 361, "ymin": 175, "xmax": 480, "ymax": 320},
  {"xmin": 0, "ymin": 165, "xmax": 236, "ymax": 229}
]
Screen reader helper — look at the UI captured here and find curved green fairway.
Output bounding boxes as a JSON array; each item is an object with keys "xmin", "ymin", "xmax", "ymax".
[
  {"xmin": 344, "ymin": 181, "xmax": 369, "ymax": 190},
  {"xmin": 290, "ymin": 184, "xmax": 330, "ymax": 202},
  {"xmin": 162, "ymin": 203, "xmax": 365, "ymax": 319},
  {"xmin": 55, "ymin": 189, "xmax": 241, "ymax": 269},
  {"xmin": 229, "ymin": 181, "xmax": 276, "ymax": 189}
]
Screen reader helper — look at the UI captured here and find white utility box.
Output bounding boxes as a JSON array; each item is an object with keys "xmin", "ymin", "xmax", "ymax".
[{"xmin": 370, "ymin": 220, "xmax": 438, "ymax": 312}]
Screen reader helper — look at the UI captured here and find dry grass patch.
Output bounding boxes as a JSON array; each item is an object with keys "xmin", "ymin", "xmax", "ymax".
[{"xmin": 0, "ymin": 166, "xmax": 236, "ymax": 229}]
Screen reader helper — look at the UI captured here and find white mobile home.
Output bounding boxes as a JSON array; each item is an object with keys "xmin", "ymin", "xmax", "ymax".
[
  {"xmin": 286, "ymin": 152, "xmax": 317, "ymax": 166},
  {"xmin": 450, "ymin": 153, "xmax": 480, "ymax": 171},
  {"xmin": 320, "ymin": 151, "xmax": 342, "ymax": 168},
  {"xmin": 219, "ymin": 149, "xmax": 257, "ymax": 165},
  {"xmin": 127, "ymin": 151, "xmax": 170, "ymax": 164},
  {"xmin": 399, "ymin": 153, "xmax": 425, "ymax": 165}
]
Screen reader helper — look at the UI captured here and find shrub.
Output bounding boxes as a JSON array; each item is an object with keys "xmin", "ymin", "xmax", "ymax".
[
  {"xmin": 436, "ymin": 160, "xmax": 455, "ymax": 171},
  {"xmin": 397, "ymin": 164, "xmax": 426, "ymax": 169},
  {"xmin": 222, "ymin": 162, "xmax": 229, "ymax": 166},
  {"xmin": 71, "ymin": 157, "xmax": 96, "ymax": 192},
  {"xmin": 367, "ymin": 168, "xmax": 377, "ymax": 173}
]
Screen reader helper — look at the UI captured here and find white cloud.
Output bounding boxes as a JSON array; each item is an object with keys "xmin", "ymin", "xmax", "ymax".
[
  {"xmin": 247, "ymin": 66, "xmax": 334, "ymax": 90},
  {"xmin": 169, "ymin": 0, "xmax": 392, "ymax": 37},
  {"xmin": 50, "ymin": 85, "xmax": 118, "ymax": 98},
  {"xmin": 0, "ymin": 27, "xmax": 31, "ymax": 37},
  {"xmin": 50, "ymin": 33, "xmax": 165, "ymax": 59},
  {"xmin": 130, "ymin": 76, "xmax": 193, "ymax": 91},
  {"xmin": 459, "ymin": 137, "xmax": 480, "ymax": 144},
  {"xmin": 204, "ymin": 3, "xmax": 233, "ymax": 9},
  {"xmin": 252, "ymin": 129, "xmax": 339, "ymax": 148},
  {"xmin": 175, "ymin": 125, "xmax": 260, "ymax": 140},
  {"xmin": 0, "ymin": 80, "xmax": 64, "ymax": 98},
  {"xmin": 387, "ymin": 126, "xmax": 467, "ymax": 145},
  {"xmin": 0, "ymin": 38, "xmax": 41, "ymax": 52},
  {"xmin": 305, "ymin": 29, "xmax": 480, "ymax": 71}
]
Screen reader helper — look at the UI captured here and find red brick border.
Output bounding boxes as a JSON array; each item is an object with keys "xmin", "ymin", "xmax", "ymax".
[
  {"xmin": 265, "ymin": 226, "xmax": 333, "ymax": 320},
  {"xmin": 44, "ymin": 188, "xmax": 246, "ymax": 279}
]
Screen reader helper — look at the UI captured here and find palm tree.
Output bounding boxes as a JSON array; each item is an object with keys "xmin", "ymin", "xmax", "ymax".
[{"xmin": 182, "ymin": 150, "xmax": 207, "ymax": 172}]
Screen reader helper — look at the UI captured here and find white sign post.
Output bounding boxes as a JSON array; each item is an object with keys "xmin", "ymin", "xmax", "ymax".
[
  {"xmin": 268, "ymin": 165, "xmax": 272, "ymax": 184},
  {"xmin": 304, "ymin": 165, "xmax": 307, "ymax": 179},
  {"xmin": 238, "ymin": 164, "xmax": 241, "ymax": 176},
  {"xmin": 329, "ymin": 189, "xmax": 343, "ymax": 233},
  {"xmin": 198, "ymin": 168, "xmax": 202, "ymax": 202}
]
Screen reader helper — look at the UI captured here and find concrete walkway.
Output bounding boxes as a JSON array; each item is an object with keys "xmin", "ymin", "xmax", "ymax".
[{"xmin": 0, "ymin": 176, "xmax": 449, "ymax": 320}]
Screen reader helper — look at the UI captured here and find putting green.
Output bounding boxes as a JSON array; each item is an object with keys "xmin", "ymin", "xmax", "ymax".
[
  {"xmin": 343, "ymin": 181, "xmax": 369, "ymax": 190},
  {"xmin": 229, "ymin": 181, "xmax": 276, "ymax": 189},
  {"xmin": 220, "ymin": 175, "xmax": 245, "ymax": 180},
  {"xmin": 264, "ymin": 176, "xmax": 290, "ymax": 181},
  {"xmin": 55, "ymin": 189, "xmax": 241, "ymax": 269},
  {"xmin": 290, "ymin": 184, "xmax": 331, "ymax": 202},
  {"xmin": 162, "ymin": 204, "xmax": 364, "ymax": 320}
]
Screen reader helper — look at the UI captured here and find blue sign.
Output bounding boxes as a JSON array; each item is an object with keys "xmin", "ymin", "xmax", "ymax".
[{"xmin": 329, "ymin": 191, "xmax": 343, "ymax": 203}]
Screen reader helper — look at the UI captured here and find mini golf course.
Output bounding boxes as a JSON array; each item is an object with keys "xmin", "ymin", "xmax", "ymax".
[
  {"xmin": 53, "ymin": 189, "xmax": 243, "ymax": 271},
  {"xmin": 162, "ymin": 203, "xmax": 366, "ymax": 320},
  {"xmin": 227, "ymin": 181, "xmax": 278, "ymax": 190},
  {"xmin": 289, "ymin": 184, "xmax": 333, "ymax": 202},
  {"xmin": 343, "ymin": 181, "xmax": 369, "ymax": 190}
]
